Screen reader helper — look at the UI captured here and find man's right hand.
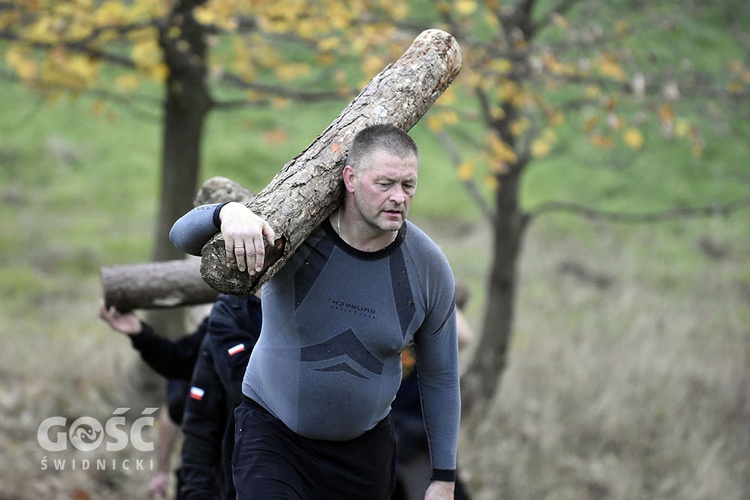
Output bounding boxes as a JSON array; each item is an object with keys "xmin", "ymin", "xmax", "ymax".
[
  {"xmin": 99, "ymin": 304, "xmax": 141, "ymax": 335},
  {"xmin": 219, "ymin": 202, "xmax": 276, "ymax": 275}
]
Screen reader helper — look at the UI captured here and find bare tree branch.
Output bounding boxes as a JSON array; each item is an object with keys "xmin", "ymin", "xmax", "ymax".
[
  {"xmin": 529, "ymin": 195, "xmax": 750, "ymax": 223},
  {"xmin": 0, "ymin": 67, "xmax": 162, "ymax": 122},
  {"xmin": 218, "ymin": 72, "xmax": 350, "ymax": 101}
]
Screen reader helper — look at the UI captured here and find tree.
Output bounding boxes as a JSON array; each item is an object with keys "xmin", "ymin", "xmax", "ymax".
[
  {"xmin": 367, "ymin": 0, "xmax": 750, "ymax": 426},
  {"xmin": 0, "ymin": 0, "xmax": 394, "ymax": 336}
]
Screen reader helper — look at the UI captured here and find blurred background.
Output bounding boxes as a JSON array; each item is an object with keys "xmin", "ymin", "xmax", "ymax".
[{"xmin": 1, "ymin": 1, "xmax": 749, "ymax": 498}]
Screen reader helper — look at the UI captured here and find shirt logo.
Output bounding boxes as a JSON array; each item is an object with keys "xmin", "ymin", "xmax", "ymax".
[
  {"xmin": 300, "ymin": 329, "xmax": 383, "ymax": 379},
  {"xmin": 329, "ymin": 298, "xmax": 376, "ymax": 319}
]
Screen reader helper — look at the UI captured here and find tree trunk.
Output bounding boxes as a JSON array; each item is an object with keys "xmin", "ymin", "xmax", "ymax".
[
  {"xmin": 101, "ymin": 257, "xmax": 219, "ymax": 311},
  {"xmin": 461, "ymin": 169, "xmax": 527, "ymax": 423},
  {"xmin": 200, "ymin": 28, "xmax": 463, "ymax": 295},
  {"xmin": 457, "ymin": 0, "xmax": 537, "ymax": 427},
  {"xmin": 130, "ymin": 0, "xmax": 212, "ymax": 407},
  {"xmin": 146, "ymin": 0, "xmax": 212, "ymax": 339}
]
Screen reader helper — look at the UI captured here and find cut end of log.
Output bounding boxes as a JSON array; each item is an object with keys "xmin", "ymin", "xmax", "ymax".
[{"xmin": 411, "ymin": 29, "xmax": 463, "ymax": 76}]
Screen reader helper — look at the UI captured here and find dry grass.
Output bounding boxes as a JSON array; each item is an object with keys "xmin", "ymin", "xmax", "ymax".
[
  {"xmin": 1, "ymin": 212, "xmax": 748, "ymax": 499},
  {"xmin": 450, "ymin": 217, "xmax": 750, "ymax": 500}
]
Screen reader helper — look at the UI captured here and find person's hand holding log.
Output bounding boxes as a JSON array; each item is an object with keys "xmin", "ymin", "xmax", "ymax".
[{"xmin": 219, "ymin": 202, "xmax": 276, "ymax": 275}]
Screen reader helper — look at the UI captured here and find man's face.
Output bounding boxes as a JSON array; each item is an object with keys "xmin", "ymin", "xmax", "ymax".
[{"xmin": 347, "ymin": 148, "xmax": 418, "ymax": 233}]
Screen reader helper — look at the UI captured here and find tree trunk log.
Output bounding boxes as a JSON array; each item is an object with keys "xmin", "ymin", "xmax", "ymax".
[
  {"xmin": 200, "ymin": 28, "xmax": 463, "ymax": 295},
  {"xmin": 101, "ymin": 257, "xmax": 219, "ymax": 311}
]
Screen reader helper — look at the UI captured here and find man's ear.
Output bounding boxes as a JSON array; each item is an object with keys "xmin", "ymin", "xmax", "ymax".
[{"xmin": 342, "ymin": 165, "xmax": 356, "ymax": 193}]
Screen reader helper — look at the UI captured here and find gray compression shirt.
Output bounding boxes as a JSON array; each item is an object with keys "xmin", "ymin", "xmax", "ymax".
[{"xmin": 170, "ymin": 203, "xmax": 461, "ymax": 474}]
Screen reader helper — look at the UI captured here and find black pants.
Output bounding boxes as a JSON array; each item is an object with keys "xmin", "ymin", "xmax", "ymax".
[{"xmin": 233, "ymin": 398, "xmax": 397, "ymax": 500}]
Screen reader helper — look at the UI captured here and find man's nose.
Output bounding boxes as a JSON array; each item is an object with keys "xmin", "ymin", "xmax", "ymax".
[{"xmin": 389, "ymin": 186, "xmax": 406, "ymax": 204}]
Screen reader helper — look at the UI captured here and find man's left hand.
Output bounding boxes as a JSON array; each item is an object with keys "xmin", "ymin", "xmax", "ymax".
[{"xmin": 424, "ymin": 480, "xmax": 455, "ymax": 500}]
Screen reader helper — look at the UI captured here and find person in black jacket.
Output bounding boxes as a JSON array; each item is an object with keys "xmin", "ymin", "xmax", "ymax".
[
  {"xmin": 178, "ymin": 293, "xmax": 262, "ymax": 500},
  {"xmin": 101, "ymin": 294, "xmax": 263, "ymax": 500},
  {"xmin": 100, "ymin": 304, "xmax": 209, "ymax": 499}
]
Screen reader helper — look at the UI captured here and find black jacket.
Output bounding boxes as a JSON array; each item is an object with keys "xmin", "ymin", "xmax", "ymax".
[{"xmin": 178, "ymin": 294, "xmax": 262, "ymax": 500}]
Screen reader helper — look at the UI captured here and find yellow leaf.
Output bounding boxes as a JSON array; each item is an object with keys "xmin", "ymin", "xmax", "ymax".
[
  {"xmin": 552, "ymin": 13, "xmax": 569, "ymax": 29},
  {"xmin": 90, "ymin": 99, "xmax": 106, "ymax": 116},
  {"xmin": 727, "ymin": 81, "xmax": 743, "ymax": 94},
  {"xmin": 614, "ymin": 20, "xmax": 629, "ymax": 38},
  {"xmin": 484, "ymin": 174, "xmax": 499, "ymax": 191},
  {"xmin": 490, "ymin": 59, "xmax": 512, "ymax": 74},
  {"xmin": 426, "ymin": 114, "xmax": 445, "ymax": 132},
  {"xmin": 585, "ymin": 85, "xmax": 601, "ymax": 98},
  {"xmin": 674, "ymin": 120, "xmax": 689, "ymax": 138},
  {"xmin": 548, "ymin": 110, "xmax": 564, "ymax": 126},
  {"xmin": 194, "ymin": 6, "xmax": 215, "ymax": 25},
  {"xmin": 132, "ymin": 39, "xmax": 161, "ymax": 69},
  {"xmin": 498, "ymin": 80, "xmax": 519, "ymax": 102},
  {"xmin": 603, "ymin": 95, "xmax": 617, "ymax": 111},
  {"xmin": 590, "ymin": 133, "xmax": 614, "ymax": 149},
  {"xmin": 148, "ymin": 63, "xmax": 169, "ymax": 82},
  {"xmin": 318, "ymin": 37, "xmax": 340, "ymax": 52},
  {"xmin": 531, "ymin": 138, "xmax": 551, "ymax": 158},
  {"xmin": 487, "ymin": 133, "xmax": 517, "ymax": 164},
  {"xmin": 443, "ymin": 110, "xmax": 459, "ymax": 125},
  {"xmin": 531, "ymin": 128, "xmax": 557, "ymax": 157},
  {"xmin": 275, "ymin": 62, "xmax": 310, "ymax": 82},
  {"xmin": 438, "ymin": 86, "xmax": 457, "ymax": 105},
  {"xmin": 263, "ymin": 128, "xmax": 288, "ymax": 145},
  {"xmin": 658, "ymin": 104, "xmax": 674, "ymax": 124},
  {"xmin": 362, "ymin": 55, "xmax": 386, "ymax": 77},
  {"xmin": 115, "ymin": 73, "xmax": 140, "ymax": 90},
  {"xmin": 490, "ymin": 106, "xmax": 506, "ymax": 121},
  {"xmin": 583, "ymin": 115, "xmax": 599, "ymax": 133},
  {"xmin": 272, "ymin": 96, "xmax": 290, "ymax": 108},
  {"xmin": 6, "ymin": 47, "xmax": 37, "ymax": 80},
  {"xmin": 457, "ymin": 160, "xmax": 475, "ymax": 181},
  {"xmin": 729, "ymin": 59, "xmax": 743, "ymax": 73},
  {"xmin": 455, "ymin": 0, "xmax": 477, "ymax": 15},
  {"xmin": 623, "ymin": 127, "xmax": 644, "ymax": 150},
  {"xmin": 598, "ymin": 52, "xmax": 625, "ymax": 81}
]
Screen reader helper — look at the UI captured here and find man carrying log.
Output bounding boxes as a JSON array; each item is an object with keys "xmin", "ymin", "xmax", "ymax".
[{"xmin": 171, "ymin": 124, "xmax": 460, "ymax": 499}]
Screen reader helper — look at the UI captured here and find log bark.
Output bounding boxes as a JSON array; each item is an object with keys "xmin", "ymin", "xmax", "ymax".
[
  {"xmin": 101, "ymin": 257, "xmax": 218, "ymax": 311},
  {"xmin": 201, "ymin": 28, "xmax": 463, "ymax": 295}
]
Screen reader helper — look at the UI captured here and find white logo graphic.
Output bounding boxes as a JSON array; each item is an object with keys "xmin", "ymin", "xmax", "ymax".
[{"xmin": 37, "ymin": 407, "xmax": 158, "ymax": 452}]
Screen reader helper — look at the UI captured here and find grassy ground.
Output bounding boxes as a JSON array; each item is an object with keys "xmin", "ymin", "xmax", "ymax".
[{"xmin": 1, "ymin": 54, "xmax": 749, "ymax": 500}]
